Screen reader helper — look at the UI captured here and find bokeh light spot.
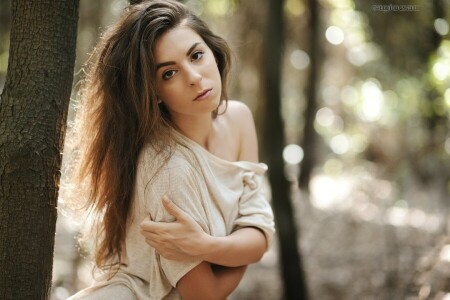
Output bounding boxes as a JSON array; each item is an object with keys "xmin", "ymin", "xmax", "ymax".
[
  {"xmin": 434, "ymin": 18, "xmax": 449, "ymax": 36},
  {"xmin": 330, "ymin": 134, "xmax": 350, "ymax": 154},
  {"xmin": 283, "ymin": 144, "xmax": 304, "ymax": 165},
  {"xmin": 326, "ymin": 26, "xmax": 344, "ymax": 45},
  {"xmin": 290, "ymin": 49, "xmax": 310, "ymax": 70}
]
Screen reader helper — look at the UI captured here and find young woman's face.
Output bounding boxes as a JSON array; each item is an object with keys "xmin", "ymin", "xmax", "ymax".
[{"xmin": 154, "ymin": 26, "xmax": 222, "ymax": 119}]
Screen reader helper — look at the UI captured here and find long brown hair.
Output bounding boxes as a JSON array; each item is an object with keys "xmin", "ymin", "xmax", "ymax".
[{"xmin": 68, "ymin": 0, "xmax": 231, "ymax": 271}]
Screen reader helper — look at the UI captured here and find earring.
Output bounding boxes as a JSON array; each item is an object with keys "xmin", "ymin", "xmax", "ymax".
[{"xmin": 157, "ymin": 99, "xmax": 162, "ymax": 104}]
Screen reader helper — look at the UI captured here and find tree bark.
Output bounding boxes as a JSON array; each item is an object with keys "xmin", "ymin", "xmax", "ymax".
[
  {"xmin": 0, "ymin": 1, "xmax": 79, "ymax": 299},
  {"xmin": 261, "ymin": 0, "xmax": 309, "ymax": 299},
  {"xmin": 298, "ymin": 0, "xmax": 321, "ymax": 190}
]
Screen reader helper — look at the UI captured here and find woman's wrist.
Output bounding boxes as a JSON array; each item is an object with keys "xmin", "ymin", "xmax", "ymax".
[{"xmin": 200, "ymin": 235, "xmax": 229, "ymax": 264}]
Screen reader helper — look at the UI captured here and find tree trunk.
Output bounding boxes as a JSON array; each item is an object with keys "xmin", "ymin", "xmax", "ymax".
[
  {"xmin": 298, "ymin": 0, "xmax": 321, "ymax": 190},
  {"xmin": 0, "ymin": 1, "xmax": 79, "ymax": 299},
  {"xmin": 261, "ymin": 0, "xmax": 309, "ymax": 299},
  {"xmin": 422, "ymin": 0, "xmax": 445, "ymax": 132}
]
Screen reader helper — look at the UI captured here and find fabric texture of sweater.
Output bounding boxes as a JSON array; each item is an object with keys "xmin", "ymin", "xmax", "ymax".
[{"xmin": 68, "ymin": 129, "xmax": 275, "ymax": 300}]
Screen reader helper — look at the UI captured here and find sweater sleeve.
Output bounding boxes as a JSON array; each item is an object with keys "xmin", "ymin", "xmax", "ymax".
[
  {"xmin": 143, "ymin": 159, "xmax": 209, "ymax": 298},
  {"xmin": 232, "ymin": 171, "xmax": 276, "ymax": 250}
]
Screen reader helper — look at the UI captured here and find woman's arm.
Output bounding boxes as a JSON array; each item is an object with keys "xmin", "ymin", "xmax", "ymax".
[
  {"xmin": 141, "ymin": 103, "xmax": 271, "ymax": 266},
  {"xmin": 177, "ymin": 262, "xmax": 247, "ymax": 300},
  {"xmin": 202, "ymin": 227, "xmax": 267, "ymax": 266},
  {"xmin": 140, "ymin": 197, "xmax": 268, "ymax": 266},
  {"xmin": 140, "ymin": 101, "xmax": 272, "ymax": 266}
]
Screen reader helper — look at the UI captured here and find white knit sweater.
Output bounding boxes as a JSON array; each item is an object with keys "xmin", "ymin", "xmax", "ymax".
[{"xmin": 68, "ymin": 129, "xmax": 275, "ymax": 300}]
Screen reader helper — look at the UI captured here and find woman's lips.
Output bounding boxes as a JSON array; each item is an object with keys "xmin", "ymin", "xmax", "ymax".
[{"xmin": 194, "ymin": 89, "xmax": 212, "ymax": 101}]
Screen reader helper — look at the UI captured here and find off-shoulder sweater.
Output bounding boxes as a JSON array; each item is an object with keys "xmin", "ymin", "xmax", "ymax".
[{"xmin": 68, "ymin": 129, "xmax": 275, "ymax": 300}]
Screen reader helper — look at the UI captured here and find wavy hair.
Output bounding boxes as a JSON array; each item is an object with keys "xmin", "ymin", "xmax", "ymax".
[{"xmin": 67, "ymin": 0, "xmax": 231, "ymax": 272}]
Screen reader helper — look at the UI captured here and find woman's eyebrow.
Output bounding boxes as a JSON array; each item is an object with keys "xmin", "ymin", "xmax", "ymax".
[
  {"xmin": 155, "ymin": 61, "xmax": 176, "ymax": 71},
  {"xmin": 155, "ymin": 42, "xmax": 202, "ymax": 71},
  {"xmin": 186, "ymin": 42, "xmax": 201, "ymax": 56}
]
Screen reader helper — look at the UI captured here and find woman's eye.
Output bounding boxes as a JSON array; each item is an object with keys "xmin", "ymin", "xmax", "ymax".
[
  {"xmin": 192, "ymin": 51, "xmax": 204, "ymax": 61},
  {"xmin": 162, "ymin": 70, "xmax": 176, "ymax": 80}
]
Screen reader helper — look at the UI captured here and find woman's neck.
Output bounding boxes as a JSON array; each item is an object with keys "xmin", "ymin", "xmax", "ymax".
[{"xmin": 172, "ymin": 113, "xmax": 215, "ymax": 150}]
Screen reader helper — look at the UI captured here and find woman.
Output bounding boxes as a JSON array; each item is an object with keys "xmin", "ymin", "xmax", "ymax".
[{"xmin": 67, "ymin": 1, "xmax": 274, "ymax": 299}]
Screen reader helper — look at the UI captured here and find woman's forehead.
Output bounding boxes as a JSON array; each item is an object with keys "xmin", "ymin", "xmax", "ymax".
[{"xmin": 154, "ymin": 26, "xmax": 205, "ymax": 60}]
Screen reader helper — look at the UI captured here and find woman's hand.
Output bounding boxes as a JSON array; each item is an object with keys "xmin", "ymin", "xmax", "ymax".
[
  {"xmin": 140, "ymin": 196, "xmax": 267, "ymax": 266},
  {"xmin": 139, "ymin": 196, "xmax": 211, "ymax": 261}
]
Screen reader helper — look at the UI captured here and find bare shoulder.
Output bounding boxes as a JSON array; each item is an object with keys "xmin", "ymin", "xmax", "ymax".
[
  {"xmin": 225, "ymin": 100, "xmax": 253, "ymax": 118},
  {"xmin": 222, "ymin": 100, "xmax": 259, "ymax": 162}
]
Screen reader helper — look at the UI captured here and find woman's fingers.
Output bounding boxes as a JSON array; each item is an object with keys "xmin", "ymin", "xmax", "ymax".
[
  {"xmin": 140, "ymin": 218, "xmax": 174, "ymax": 233},
  {"xmin": 161, "ymin": 196, "xmax": 188, "ymax": 221},
  {"xmin": 145, "ymin": 238, "xmax": 158, "ymax": 248},
  {"xmin": 140, "ymin": 222, "xmax": 159, "ymax": 234},
  {"xmin": 140, "ymin": 230, "xmax": 160, "ymax": 241},
  {"xmin": 139, "ymin": 196, "xmax": 208, "ymax": 259},
  {"xmin": 145, "ymin": 238, "xmax": 191, "ymax": 261}
]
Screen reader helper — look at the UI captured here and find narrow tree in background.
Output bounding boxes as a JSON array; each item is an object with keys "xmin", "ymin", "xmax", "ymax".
[
  {"xmin": 261, "ymin": 0, "xmax": 309, "ymax": 298},
  {"xmin": 299, "ymin": 0, "xmax": 321, "ymax": 190},
  {"xmin": 0, "ymin": 1, "xmax": 79, "ymax": 299}
]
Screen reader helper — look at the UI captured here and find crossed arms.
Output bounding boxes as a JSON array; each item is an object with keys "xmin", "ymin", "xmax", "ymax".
[{"xmin": 140, "ymin": 196, "xmax": 268, "ymax": 300}]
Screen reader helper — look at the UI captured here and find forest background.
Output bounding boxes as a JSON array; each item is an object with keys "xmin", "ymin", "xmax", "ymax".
[{"xmin": 0, "ymin": 0, "xmax": 449, "ymax": 299}]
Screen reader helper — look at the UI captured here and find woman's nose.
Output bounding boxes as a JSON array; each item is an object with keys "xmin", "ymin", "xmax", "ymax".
[{"xmin": 186, "ymin": 66, "xmax": 202, "ymax": 86}]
